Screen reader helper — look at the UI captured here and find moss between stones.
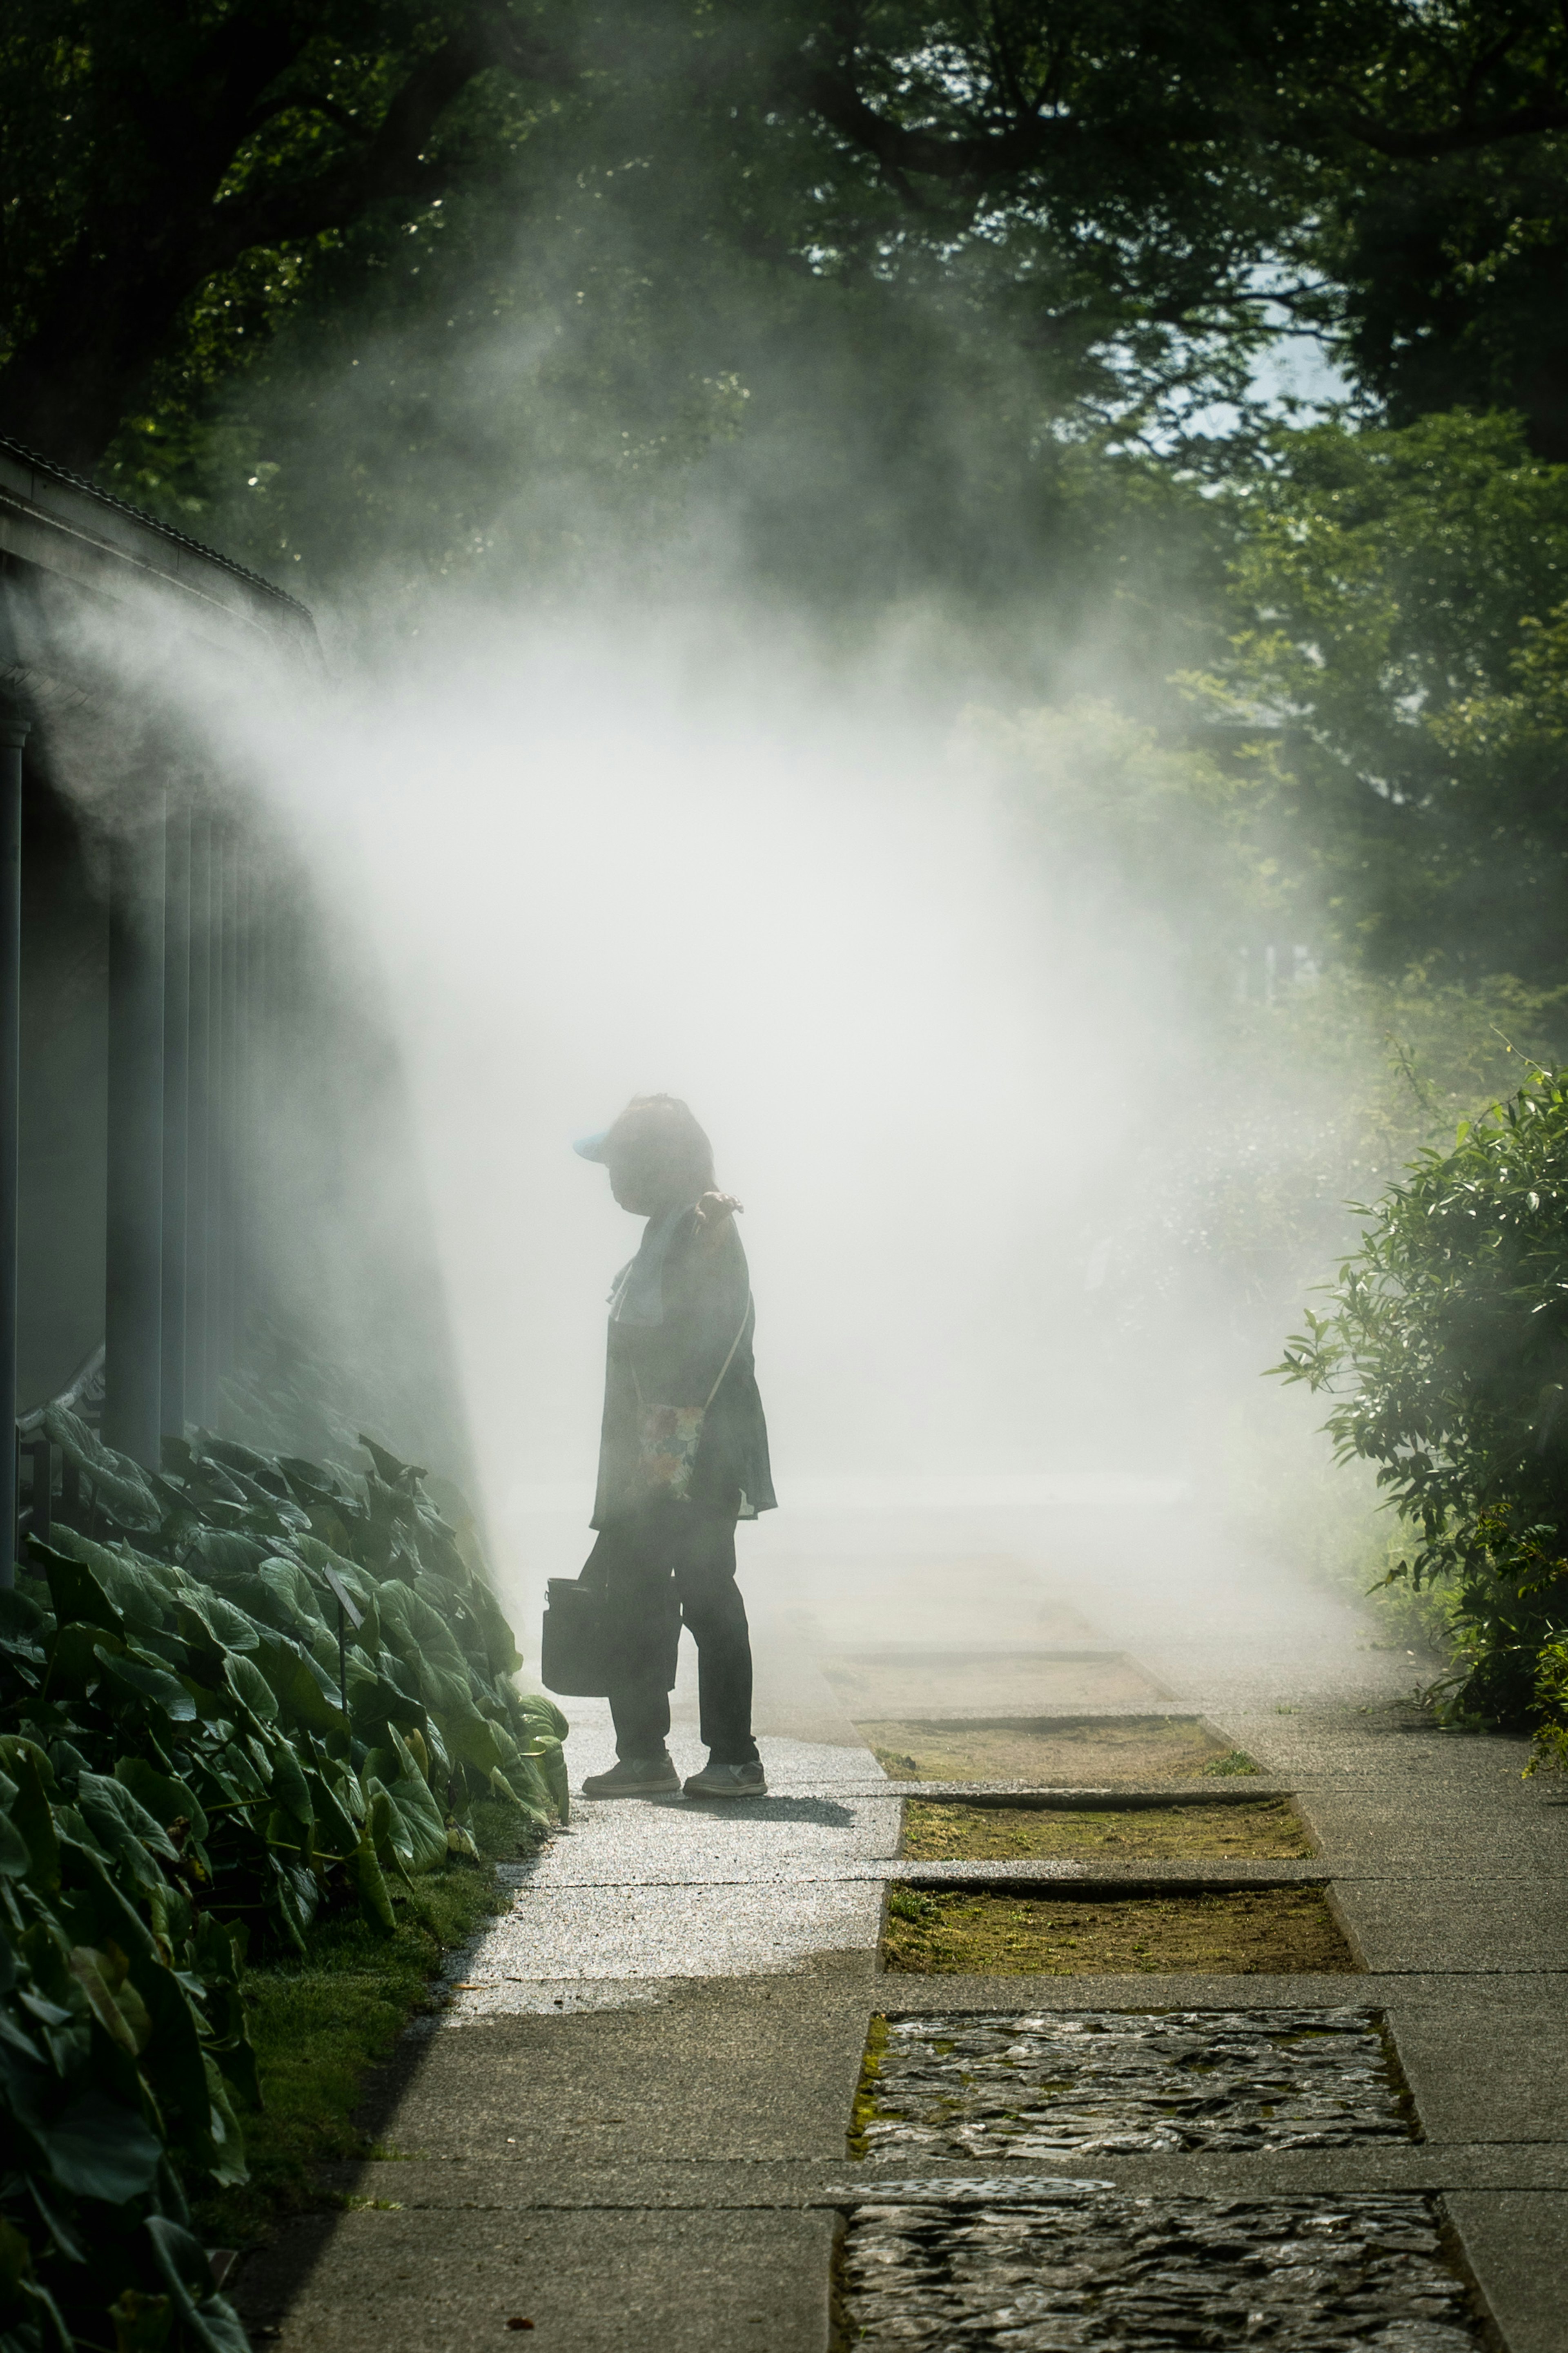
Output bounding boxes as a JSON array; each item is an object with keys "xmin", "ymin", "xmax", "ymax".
[
  {"xmin": 900, "ymin": 1798, "xmax": 1314, "ymax": 1862},
  {"xmin": 881, "ymin": 1885, "xmax": 1358, "ymax": 1975},
  {"xmin": 847, "ymin": 2014, "xmax": 891, "ymax": 2160}
]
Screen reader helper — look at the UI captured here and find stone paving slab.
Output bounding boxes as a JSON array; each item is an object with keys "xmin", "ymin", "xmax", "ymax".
[
  {"xmin": 370, "ymin": 1969, "xmax": 873, "ymax": 2163},
  {"xmin": 238, "ymin": 2205, "xmax": 838, "ymax": 2353},
  {"xmin": 492, "ymin": 1854, "xmax": 1334, "ymax": 1888},
  {"xmin": 1331, "ymin": 1880, "xmax": 1568, "ymax": 1974},
  {"xmin": 500, "ymin": 1789, "xmax": 900, "ymax": 1886},
  {"xmin": 1440, "ymin": 2193, "xmax": 1568, "ymax": 2353},
  {"xmin": 445, "ymin": 1879, "xmax": 882, "ymax": 1989}
]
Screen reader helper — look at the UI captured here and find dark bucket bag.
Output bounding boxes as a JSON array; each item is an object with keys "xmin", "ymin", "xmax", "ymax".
[{"xmin": 540, "ymin": 1573, "xmax": 681, "ymax": 1699}]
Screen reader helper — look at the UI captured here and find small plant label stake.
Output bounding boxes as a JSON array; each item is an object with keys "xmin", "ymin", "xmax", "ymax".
[{"xmin": 319, "ymin": 1562, "xmax": 364, "ymax": 1717}]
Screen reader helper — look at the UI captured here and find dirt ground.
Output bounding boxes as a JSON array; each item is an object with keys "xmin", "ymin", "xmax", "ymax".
[
  {"xmin": 900, "ymin": 1798, "xmax": 1314, "ymax": 1861},
  {"xmin": 862, "ymin": 1715, "xmax": 1253, "ymax": 1782},
  {"xmin": 881, "ymin": 1885, "xmax": 1358, "ymax": 1975}
]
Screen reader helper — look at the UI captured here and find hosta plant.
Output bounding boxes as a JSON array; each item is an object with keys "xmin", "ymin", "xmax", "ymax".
[{"xmin": 0, "ymin": 1425, "xmax": 565, "ymax": 2352}]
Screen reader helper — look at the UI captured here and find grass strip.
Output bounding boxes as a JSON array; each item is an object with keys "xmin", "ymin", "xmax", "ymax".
[
  {"xmin": 881, "ymin": 1884, "xmax": 1357, "ymax": 1975},
  {"xmin": 194, "ymin": 1795, "xmax": 537, "ymax": 2247},
  {"xmin": 900, "ymin": 1797, "xmax": 1313, "ymax": 1862}
]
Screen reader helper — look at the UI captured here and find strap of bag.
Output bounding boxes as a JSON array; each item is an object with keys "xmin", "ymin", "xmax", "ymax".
[
  {"xmin": 704, "ymin": 1294, "xmax": 753, "ymax": 1410},
  {"xmin": 630, "ymin": 1295, "xmax": 752, "ymax": 1410}
]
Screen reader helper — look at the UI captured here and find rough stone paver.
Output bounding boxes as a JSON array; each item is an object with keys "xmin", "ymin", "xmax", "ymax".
[
  {"xmin": 840, "ymin": 2192, "xmax": 1481, "ymax": 2351},
  {"xmin": 861, "ymin": 2008, "xmax": 1410, "ymax": 2157}
]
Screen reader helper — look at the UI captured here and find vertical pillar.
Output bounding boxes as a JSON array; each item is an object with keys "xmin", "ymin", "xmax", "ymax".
[
  {"xmin": 104, "ymin": 800, "xmax": 165, "ymax": 1467},
  {"xmin": 231, "ymin": 854, "xmax": 252, "ymax": 1384},
  {"xmin": 183, "ymin": 814, "xmax": 211, "ymax": 1426},
  {"xmin": 207, "ymin": 824, "xmax": 236, "ymax": 1421},
  {"xmin": 0, "ymin": 708, "xmax": 29, "ymax": 1586},
  {"xmin": 160, "ymin": 807, "xmax": 190, "ymax": 1441}
]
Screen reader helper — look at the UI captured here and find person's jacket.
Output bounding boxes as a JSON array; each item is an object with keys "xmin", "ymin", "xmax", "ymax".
[{"xmin": 591, "ymin": 1200, "xmax": 775, "ymax": 1528}]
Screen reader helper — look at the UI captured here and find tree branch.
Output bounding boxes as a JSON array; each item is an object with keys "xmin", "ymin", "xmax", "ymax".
[
  {"xmin": 794, "ymin": 55, "xmax": 1085, "ymax": 189},
  {"xmin": 200, "ymin": 5, "xmax": 574, "ymax": 261},
  {"xmin": 1345, "ymin": 94, "xmax": 1568, "ymax": 156}
]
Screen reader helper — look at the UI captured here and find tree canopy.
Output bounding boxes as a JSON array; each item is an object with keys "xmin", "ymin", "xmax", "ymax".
[
  {"xmin": 5, "ymin": 2, "xmax": 1568, "ymax": 471},
  {"xmin": 8, "ymin": 4, "xmax": 1568, "ymax": 984}
]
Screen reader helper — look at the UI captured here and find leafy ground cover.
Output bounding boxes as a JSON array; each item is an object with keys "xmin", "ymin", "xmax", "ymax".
[
  {"xmin": 881, "ymin": 1887, "xmax": 1355, "ymax": 1976},
  {"xmin": 865, "ymin": 1718, "xmax": 1254, "ymax": 1782},
  {"xmin": 0, "ymin": 1416, "xmax": 565, "ymax": 2353},
  {"xmin": 900, "ymin": 1799, "xmax": 1312, "ymax": 1862}
]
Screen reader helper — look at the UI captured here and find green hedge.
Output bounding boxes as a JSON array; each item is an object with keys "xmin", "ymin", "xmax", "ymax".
[{"xmin": 0, "ymin": 1422, "xmax": 565, "ymax": 2353}]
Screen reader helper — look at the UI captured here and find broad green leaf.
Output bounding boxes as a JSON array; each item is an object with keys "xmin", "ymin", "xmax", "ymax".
[
  {"xmin": 42, "ymin": 2088, "xmax": 163, "ymax": 2200},
  {"xmin": 346, "ymin": 1820, "xmax": 396, "ymax": 1933},
  {"xmin": 0, "ymin": 1809, "xmax": 31, "ymax": 1875},
  {"xmin": 33, "ymin": 1542, "xmax": 124, "ymax": 1638},
  {"xmin": 115, "ymin": 1757, "xmax": 209, "ymax": 1843},
  {"xmin": 224, "ymin": 1649, "xmax": 280, "ymax": 1723},
  {"xmin": 78, "ymin": 1771, "xmax": 180, "ymax": 1860},
  {"xmin": 143, "ymin": 2218, "xmax": 251, "ymax": 2353},
  {"xmin": 95, "ymin": 1645, "xmax": 198, "ymax": 1722},
  {"xmin": 67, "ymin": 1945, "xmax": 153, "ymax": 2054},
  {"xmin": 381, "ymin": 1730, "xmax": 448, "ymax": 1873},
  {"xmin": 0, "ymin": 1745, "xmax": 59, "ymax": 1890},
  {"xmin": 42, "ymin": 1405, "xmax": 161, "ymax": 1530}
]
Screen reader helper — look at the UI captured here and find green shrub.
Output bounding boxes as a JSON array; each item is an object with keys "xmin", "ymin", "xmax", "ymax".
[
  {"xmin": 1277, "ymin": 1067, "xmax": 1568, "ymax": 1741},
  {"xmin": 0, "ymin": 1423, "xmax": 565, "ymax": 2353}
]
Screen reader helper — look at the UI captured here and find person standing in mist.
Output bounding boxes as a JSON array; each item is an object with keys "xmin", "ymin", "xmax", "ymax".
[{"xmin": 572, "ymin": 1095, "xmax": 775, "ymax": 1798}]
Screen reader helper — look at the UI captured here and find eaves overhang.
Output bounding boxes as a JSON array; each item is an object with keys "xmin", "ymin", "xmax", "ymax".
[{"xmin": 0, "ymin": 432, "xmax": 318, "ymax": 665}]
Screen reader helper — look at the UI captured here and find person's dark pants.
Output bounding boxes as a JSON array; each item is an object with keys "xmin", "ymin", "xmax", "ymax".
[{"xmin": 584, "ymin": 1499, "xmax": 759, "ymax": 1766}]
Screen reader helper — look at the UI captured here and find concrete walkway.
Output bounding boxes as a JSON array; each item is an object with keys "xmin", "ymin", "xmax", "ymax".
[{"xmin": 236, "ymin": 1493, "xmax": 1568, "ymax": 2352}]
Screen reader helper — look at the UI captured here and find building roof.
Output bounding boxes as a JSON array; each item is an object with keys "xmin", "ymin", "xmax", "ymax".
[{"xmin": 0, "ymin": 431, "xmax": 317, "ymax": 660}]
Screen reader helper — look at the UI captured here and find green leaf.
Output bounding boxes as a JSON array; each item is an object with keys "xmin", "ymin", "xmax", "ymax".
[
  {"xmin": 33, "ymin": 1541, "xmax": 124, "ymax": 1638},
  {"xmin": 42, "ymin": 2089, "xmax": 163, "ymax": 2201},
  {"xmin": 42, "ymin": 1404, "xmax": 162, "ymax": 1530},
  {"xmin": 0, "ymin": 1808, "xmax": 30, "ymax": 1876},
  {"xmin": 94, "ymin": 1644, "xmax": 198, "ymax": 1721},
  {"xmin": 143, "ymin": 2219, "xmax": 251, "ymax": 2353},
  {"xmin": 67, "ymin": 1943, "xmax": 154, "ymax": 2053},
  {"xmin": 0, "ymin": 1743, "xmax": 59, "ymax": 1890},
  {"xmin": 267, "ymin": 1736, "xmax": 314, "ymax": 1831},
  {"xmin": 224, "ymin": 1648, "xmax": 280, "ymax": 1723},
  {"xmin": 114, "ymin": 1756, "xmax": 209, "ymax": 1843},
  {"xmin": 380, "ymin": 1731, "xmax": 448, "ymax": 1873},
  {"xmin": 346, "ymin": 1819, "xmax": 396, "ymax": 1933}
]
